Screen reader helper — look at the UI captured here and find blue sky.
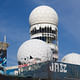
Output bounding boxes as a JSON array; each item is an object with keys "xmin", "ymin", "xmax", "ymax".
[{"xmin": 0, "ymin": 0, "xmax": 80, "ymax": 66}]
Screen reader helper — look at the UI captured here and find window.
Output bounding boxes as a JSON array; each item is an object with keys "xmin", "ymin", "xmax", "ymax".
[
  {"xmin": 39, "ymin": 27, "xmax": 41, "ymax": 32},
  {"xmin": 24, "ymin": 58, "xmax": 26, "ymax": 60}
]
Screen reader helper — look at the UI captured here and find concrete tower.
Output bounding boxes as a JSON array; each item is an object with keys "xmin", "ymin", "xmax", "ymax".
[
  {"xmin": 0, "ymin": 36, "xmax": 9, "ymax": 67},
  {"xmin": 29, "ymin": 6, "xmax": 58, "ymax": 61}
]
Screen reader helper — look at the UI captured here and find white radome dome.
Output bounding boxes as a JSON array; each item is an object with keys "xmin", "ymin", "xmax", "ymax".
[
  {"xmin": 29, "ymin": 5, "xmax": 58, "ymax": 26},
  {"xmin": 17, "ymin": 39, "xmax": 53, "ymax": 64},
  {"xmin": 61, "ymin": 53, "xmax": 80, "ymax": 65}
]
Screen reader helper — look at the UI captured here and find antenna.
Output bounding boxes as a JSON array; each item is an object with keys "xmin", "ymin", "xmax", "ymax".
[{"xmin": 4, "ymin": 35, "xmax": 7, "ymax": 42}]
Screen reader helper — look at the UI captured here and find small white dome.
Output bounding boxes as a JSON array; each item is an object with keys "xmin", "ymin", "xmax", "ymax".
[
  {"xmin": 17, "ymin": 39, "xmax": 53, "ymax": 64},
  {"xmin": 61, "ymin": 53, "xmax": 80, "ymax": 65},
  {"xmin": 29, "ymin": 5, "xmax": 58, "ymax": 26}
]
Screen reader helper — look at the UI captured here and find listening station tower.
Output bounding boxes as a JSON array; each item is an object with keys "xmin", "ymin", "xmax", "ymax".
[
  {"xmin": 29, "ymin": 6, "xmax": 58, "ymax": 61},
  {"xmin": 0, "ymin": 36, "xmax": 9, "ymax": 67}
]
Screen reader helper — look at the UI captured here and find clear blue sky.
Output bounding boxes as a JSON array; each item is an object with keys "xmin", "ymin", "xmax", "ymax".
[{"xmin": 0, "ymin": 0, "xmax": 80, "ymax": 66}]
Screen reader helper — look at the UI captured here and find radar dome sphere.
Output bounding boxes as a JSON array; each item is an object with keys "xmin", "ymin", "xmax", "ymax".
[
  {"xmin": 17, "ymin": 39, "xmax": 53, "ymax": 64},
  {"xmin": 61, "ymin": 53, "xmax": 80, "ymax": 65},
  {"xmin": 29, "ymin": 5, "xmax": 58, "ymax": 26}
]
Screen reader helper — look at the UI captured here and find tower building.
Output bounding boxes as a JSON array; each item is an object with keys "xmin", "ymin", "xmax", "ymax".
[
  {"xmin": 0, "ymin": 36, "xmax": 9, "ymax": 67},
  {"xmin": 29, "ymin": 6, "xmax": 58, "ymax": 61}
]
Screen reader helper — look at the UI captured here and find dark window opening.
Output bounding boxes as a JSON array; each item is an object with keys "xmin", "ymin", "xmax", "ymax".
[
  {"xmin": 52, "ymin": 30, "xmax": 56, "ymax": 34},
  {"xmin": 39, "ymin": 27, "xmax": 41, "ymax": 32},
  {"xmin": 30, "ymin": 56, "xmax": 33, "ymax": 59},
  {"xmin": 18, "ymin": 61, "xmax": 21, "ymax": 65},
  {"xmin": 24, "ymin": 58, "xmax": 26, "ymax": 60},
  {"xmin": 44, "ymin": 27, "xmax": 46, "ymax": 33}
]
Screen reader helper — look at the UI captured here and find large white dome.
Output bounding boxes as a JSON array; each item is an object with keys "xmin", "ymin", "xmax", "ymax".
[
  {"xmin": 17, "ymin": 39, "xmax": 53, "ymax": 64},
  {"xmin": 61, "ymin": 53, "xmax": 80, "ymax": 65},
  {"xmin": 29, "ymin": 5, "xmax": 58, "ymax": 26}
]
